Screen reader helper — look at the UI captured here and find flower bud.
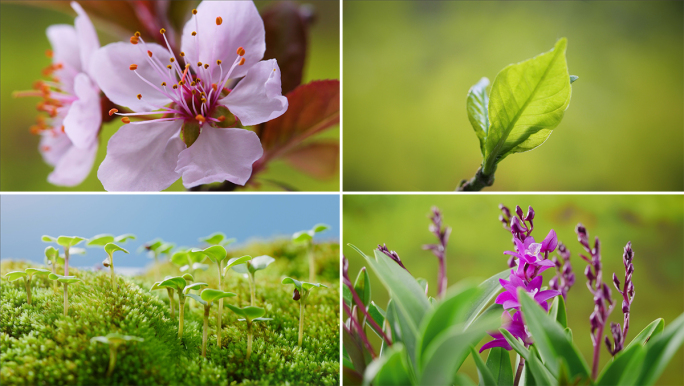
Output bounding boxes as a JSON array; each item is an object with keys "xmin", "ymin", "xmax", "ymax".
[
  {"xmin": 604, "ymin": 336, "xmax": 613, "ymax": 354},
  {"xmin": 626, "ymin": 264, "xmax": 634, "ymax": 275},
  {"xmin": 623, "ymin": 241, "xmax": 634, "ymax": 264},
  {"xmin": 511, "ymin": 217, "xmax": 524, "ymax": 234},
  {"xmin": 525, "ymin": 206, "xmax": 535, "ymax": 221},
  {"xmin": 612, "ymin": 273, "xmax": 621, "ymax": 291},
  {"xmin": 515, "ymin": 205, "xmax": 524, "ymax": 219},
  {"xmin": 602, "ymin": 283, "xmax": 613, "ymax": 305},
  {"xmin": 499, "ymin": 204, "xmax": 511, "ymax": 218},
  {"xmin": 552, "ymin": 256, "xmax": 560, "ymax": 268},
  {"xmin": 549, "ymin": 277, "xmax": 558, "ymax": 290},
  {"xmin": 584, "ymin": 265, "xmax": 595, "ymax": 281},
  {"xmin": 590, "ymin": 311, "xmax": 600, "ymax": 330},
  {"xmin": 567, "ymin": 273, "xmax": 576, "ymax": 286},
  {"xmin": 562, "ymin": 262, "xmax": 572, "ymax": 275},
  {"xmin": 293, "ymin": 288, "xmax": 301, "ymax": 301},
  {"xmin": 622, "ymin": 299, "xmax": 629, "ymax": 313},
  {"xmin": 507, "ymin": 256, "xmax": 516, "ymax": 268}
]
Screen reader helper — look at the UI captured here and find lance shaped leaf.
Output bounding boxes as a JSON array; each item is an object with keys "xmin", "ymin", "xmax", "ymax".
[
  {"xmin": 482, "ymin": 38, "xmax": 572, "ymax": 174},
  {"xmin": 233, "ymin": 255, "xmax": 275, "ymax": 274},
  {"xmin": 353, "ymin": 267, "xmax": 371, "ymax": 309},
  {"xmin": 467, "ymin": 77, "xmax": 490, "ymax": 156},
  {"xmin": 5, "ymin": 271, "xmax": 27, "ymax": 282},
  {"xmin": 105, "ymin": 243, "xmax": 129, "ymax": 257},
  {"xmin": 635, "ymin": 311, "xmax": 684, "ymax": 385},
  {"xmin": 87, "ymin": 234, "xmax": 115, "ymax": 246},
  {"xmin": 626, "ymin": 318, "xmax": 664, "ymax": 349},
  {"xmin": 200, "ymin": 289, "xmax": 237, "ymax": 303},
  {"xmin": 199, "ymin": 232, "xmax": 227, "ymax": 245},
  {"xmin": 362, "ymin": 342, "xmax": 411, "ymax": 386}
]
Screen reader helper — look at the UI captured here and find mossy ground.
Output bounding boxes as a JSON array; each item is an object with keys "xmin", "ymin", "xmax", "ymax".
[{"xmin": 1, "ymin": 240, "xmax": 340, "ymax": 385}]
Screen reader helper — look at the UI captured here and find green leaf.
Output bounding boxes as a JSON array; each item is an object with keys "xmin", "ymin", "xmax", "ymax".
[
  {"xmin": 454, "ymin": 374, "xmax": 478, "ymax": 386},
  {"xmin": 526, "ymin": 346, "xmax": 557, "ymax": 386},
  {"xmin": 626, "ymin": 318, "xmax": 664, "ymax": 349},
  {"xmin": 417, "ymin": 284, "xmax": 481, "ymax": 362},
  {"xmin": 25, "ymin": 268, "xmax": 50, "ymax": 277},
  {"xmin": 223, "ymin": 255, "xmax": 253, "ymax": 275},
  {"xmin": 282, "ymin": 277, "xmax": 303, "ymax": 293},
  {"xmin": 182, "ymin": 273, "xmax": 194, "ymax": 282},
  {"xmin": 157, "ymin": 242, "xmax": 175, "ymax": 255},
  {"xmin": 57, "ymin": 236, "xmax": 86, "ymax": 248},
  {"xmin": 471, "ymin": 347, "xmax": 497, "ymax": 386},
  {"xmin": 184, "ymin": 282, "xmax": 208, "ymax": 293},
  {"xmin": 209, "ymin": 105, "xmax": 239, "ymax": 128},
  {"xmin": 467, "ymin": 77, "xmax": 490, "ymax": 156},
  {"xmin": 419, "ymin": 328, "xmax": 487, "ymax": 385},
  {"xmin": 48, "ymin": 274, "xmax": 82, "ymax": 284},
  {"xmin": 5, "ymin": 271, "xmax": 27, "ymax": 282},
  {"xmin": 171, "ymin": 250, "xmax": 190, "ymax": 266},
  {"xmin": 362, "ymin": 343, "xmax": 412, "ymax": 386},
  {"xmin": 158, "ymin": 276, "xmax": 187, "ymax": 291},
  {"xmin": 343, "ymin": 283, "xmax": 352, "ymax": 309},
  {"xmin": 635, "ymin": 312, "xmax": 684, "ymax": 385},
  {"xmin": 482, "ymin": 38, "xmax": 572, "ymax": 174},
  {"xmin": 518, "ymin": 288, "xmax": 590, "ymax": 380},
  {"xmin": 312, "ymin": 223, "xmax": 330, "ymax": 234},
  {"xmin": 464, "ymin": 269, "xmax": 509, "ymax": 328},
  {"xmin": 486, "ymin": 347, "xmax": 514, "ymax": 386},
  {"xmin": 186, "ymin": 293, "xmax": 208, "ymax": 306},
  {"xmin": 199, "ymin": 232, "xmax": 226, "ymax": 245},
  {"xmin": 367, "ymin": 302, "xmax": 386, "ymax": 339},
  {"xmin": 302, "ymin": 282, "xmax": 327, "ymax": 291},
  {"xmin": 104, "ymin": 243, "xmax": 129, "ymax": 257},
  {"xmin": 201, "ymin": 289, "xmax": 236, "ymax": 303},
  {"xmin": 226, "ymin": 305, "xmax": 265, "ymax": 322},
  {"xmin": 596, "ymin": 343, "xmax": 645, "ymax": 386},
  {"xmin": 114, "ymin": 234, "xmax": 136, "ymax": 243},
  {"xmin": 292, "ymin": 230, "xmax": 313, "ymax": 243},
  {"xmin": 388, "ymin": 298, "xmax": 420, "ymax": 370},
  {"xmin": 500, "ymin": 329, "xmax": 532, "ymax": 362},
  {"xmin": 343, "ymin": 328, "xmax": 368, "ymax": 375},
  {"xmin": 200, "ymin": 245, "xmax": 228, "ymax": 264},
  {"xmin": 42, "ymin": 235, "xmax": 57, "ymax": 243},
  {"xmin": 548, "ymin": 295, "xmax": 568, "ymax": 328},
  {"xmin": 354, "ymin": 267, "xmax": 371, "ymax": 309},
  {"xmin": 44, "ymin": 246, "xmax": 59, "ymax": 260},
  {"xmin": 87, "ymin": 234, "xmax": 115, "ymax": 246},
  {"xmin": 416, "ymin": 278, "xmax": 429, "ymax": 294},
  {"xmin": 350, "ymin": 245, "xmax": 430, "ymax": 332},
  {"xmin": 250, "ymin": 255, "xmax": 275, "ymax": 271}
]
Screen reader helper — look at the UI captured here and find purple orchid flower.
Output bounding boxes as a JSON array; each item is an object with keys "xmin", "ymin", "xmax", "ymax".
[
  {"xmin": 15, "ymin": 2, "xmax": 101, "ymax": 186},
  {"xmin": 495, "ymin": 274, "xmax": 560, "ymax": 311},
  {"xmin": 90, "ymin": 1, "xmax": 288, "ymax": 191},
  {"xmin": 504, "ymin": 232, "xmax": 557, "ymax": 281},
  {"xmin": 480, "ymin": 310, "xmax": 531, "ymax": 353}
]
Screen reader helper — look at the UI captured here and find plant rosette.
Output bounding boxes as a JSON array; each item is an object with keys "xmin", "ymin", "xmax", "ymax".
[
  {"xmin": 151, "ymin": 276, "xmax": 207, "ymax": 338},
  {"xmin": 292, "ymin": 223, "xmax": 329, "ymax": 282},
  {"xmin": 282, "ymin": 277, "xmax": 327, "ymax": 347},
  {"xmin": 90, "ymin": 333, "xmax": 144, "ymax": 377},
  {"xmin": 5, "ymin": 268, "xmax": 51, "ymax": 305},
  {"xmin": 229, "ymin": 255, "xmax": 275, "ymax": 306},
  {"xmin": 186, "ymin": 288, "xmax": 236, "ymax": 358},
  {"xmin": 225, "ymin": 304, "xmax": 272, "ymax": 360}
]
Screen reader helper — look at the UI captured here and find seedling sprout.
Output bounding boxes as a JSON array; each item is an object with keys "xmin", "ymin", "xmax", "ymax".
[
  {"xmin": 187, "ymin": 288, "xmax": 236, "ymax": 357},
  {"xmin": 152, "ymin": 276, "xmax": 207, "ymax": 338},
  {"xmin": 230, "ymin": 255, "xmax": 275, "ymax": 306},
  {"xmin": 139, "ymin": 239, "xmax": 174, "ymax": 278},
  {"xmin": 282, "ymin": 277, "xmax": 327, "ymax": 346},
  {"xmin": 87, "ymin": 234, "xmax": 136, "ymax": 246},
  {"xmin": 225, "ymin": 304, "xmax": 271, "ymax": 360},
  {"xmin": 292, "ymin": 224, "xmax": 330, "ymax": 282},
  {"xmin": 42, "ymin": 236, "xmax": 85, "ymax": 316},
  {"xmin": 5, "ymin": 268, "xmax": 50, "ymax": 304},
  {"xmin": 48, "ymin": 273, "xmax": 83, "ymax": 315},
  {"xmin": 102, "ymin": 243, "xmax": 129, "ymax": 291},
  {"xmin": 90, "ymin": 333, "xmax": 143, "ymax": 377}
]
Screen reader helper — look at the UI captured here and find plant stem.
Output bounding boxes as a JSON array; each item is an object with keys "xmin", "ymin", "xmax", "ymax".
[
  {"xmin": 309, "ymin": 244, "xmax": 315, "ymax": 282},
  {"xmin": 514, "ymin": 358, "xmax": 525, "ymax": 386},
  {"xmin": 166, "ymin": 288, "xmax": 175, "ymax": 318},
  {"xmin": 457, "ymin": 167, "xmax": 495, "ymax": 191},
  {"xmin": 64, "ymin": 247, "xmax": 69, "ymax": 316},
  {"xmin": 109, "ymin": 253, "xmax": 116, "ymax": 292},
  {"xmin": 246, "ymin": 321, "xmax": 253, "ymax": 360},
  {"xmin": 217, "ymin": 261, "xmax": 222, "ymax": 348},
  {"xmin": 592, "ymin": 323, "xmax": 604, "ymax": 379},
  {"xmin": 298, "ymin": 297, "xmax": 305, "ymax": 347},
  {"xmin": 178, "ymin": 298, "xmax": 185, "ymax": 339},
  {"xmin": 202, "ymin": 305, "xmax": 209, "ymax": 358},
  {"xmin": 154, "ymin": 254, "xmax": 159, "ymax": 280},
  {"xmin": 25, "ymin": 278, "xmax": 32, "ymax": 305},
  {"xmin": 63, "ymin": 283, "xmax": 68, "ymax": 316},
  {"xmin": 249, "ymin": 272, "xmax": 255, "ymax": 307},
  {"xmin": 107, "ymin": 345, "xmax": 117, "ymax": 377}
]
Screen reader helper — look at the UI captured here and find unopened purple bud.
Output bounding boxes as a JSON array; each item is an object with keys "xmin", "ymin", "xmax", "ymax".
[
  {"xmin": 622, "ymin": 300, "xmax": 629, "ymax": 313},
  {"xmin": 575, "ymin": 223, "xmax": 588, "ymax": 242},
  {"xmin": 584, "ymin": 265, "xmax": 595, "ymax": 281},
  {"xmin": 525, "ymin": 206, "xmax": 535, "ymax": 221},
  {"xmin": 613, "ymin": 273, "xmax": 621, "ymax": 291},
  {"xmin": 515, "ymin": 205, "xmax": 524, "ymax": 219},
  {"xmin": 293, "ymin": 288, "xmax": 301, "ymax": 301},
  {"xmin": 507, "ymin": 256, "xmax": 516, "ymax": 268},
  {"xmin": 626, "ymin": 264, "xmax": 634, "ymax": 275},
  {"xmin": 562, "ymin": 262, "xmax": 572, "ymax": 275},
  {"xmin": 567, "ymin": 273, "xmax": 576, "ymax": 286},
  {"xmin": 623, "ymin": 242, "xmax": 634, "ymax": 264},
  {"xmin": 590, "ymin": 312, "xmax": 600, "ymax": 330},
  {"xmin": 541, "ymin": 229, "xmax": 558, "ymax": 253},
  {"xmin": 602, "ymin": 283, "xmax": 613, "ymax": 305},
  {"xmin": 628, "ymin": 282, "xmax": 634, "ymax": 297},
  {"xmin": 549, "ymin": 277, "xmax": 559, "ymax": 290},
  {"xmin": 343, "ymin": 256, "xmax": 349, "ymax": 279},
  {"xmin": 552, "ymin": 255, "xmax": 560, "ymax": 267},
  {"xmin": 499, "ymin": 204, "xmax": 511, "ymax": 218},
  {"xmin": 511, "ymin": 217, "xmax": 524, "ymax": 233},
  {"xmin": 593, "ymin": 237, "xmax": 601, "ymax": 255}
]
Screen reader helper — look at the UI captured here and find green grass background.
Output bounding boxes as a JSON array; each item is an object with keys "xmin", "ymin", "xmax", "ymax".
[
  {"xmin": 0, "ymin": 1, "xmax": 339, "ymax": 191},
  {"xmin": 1, "ymin": 239, "xmax": 340, "ymax": 385},
  {"xmin": 343, "ymin": 1, "xmax": 684, "ymax": 191},
  {"xmin": 343, "ymin": 195, "xmax": 684, "ymax": 384}
]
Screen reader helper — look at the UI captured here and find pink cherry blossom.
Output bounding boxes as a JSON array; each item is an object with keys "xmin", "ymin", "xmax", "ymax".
[
  {"xmin": 16, "ymin": 2, "xmax": 101, "ymax": 186},
  {"xmin": 90, "ymin": 1, "xmax": 288, "ymax": 191}
]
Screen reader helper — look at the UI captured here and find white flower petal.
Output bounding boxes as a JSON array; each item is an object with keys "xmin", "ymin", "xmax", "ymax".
[
  {"xmin": 71, "ymin": 1, "xmax": 100, "ymax": 76},
  {"xmin": 47, "ymin": 141, "xmax": 98, "ymax": 187},
  {"xmin": 64, "ymin": 73, "xmax": 101, "ymax": 149},
  {"xmin": 39, "ymin": 129, "xmax": 72, "ymax": 167},
  {"xmin": 224, "ymin": 59, "xmax": 288, "ymax": 126}
]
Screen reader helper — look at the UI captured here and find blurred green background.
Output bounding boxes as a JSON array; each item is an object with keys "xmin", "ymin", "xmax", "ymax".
[
  {"xmin": 0, "ymin": 1, "xmax": 339, "ymax": 191},
  {"xmin": 343, "ymin": 1, "xmax": 684, "ymax": 191},
  {"xmin": 343, "ymin": 195, "xmax": 684, "ymax": 384}
]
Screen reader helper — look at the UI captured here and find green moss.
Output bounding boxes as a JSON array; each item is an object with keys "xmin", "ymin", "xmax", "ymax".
[{"xmin": 1, "ymin": 241, "xmax": 340, "ymax": 385}]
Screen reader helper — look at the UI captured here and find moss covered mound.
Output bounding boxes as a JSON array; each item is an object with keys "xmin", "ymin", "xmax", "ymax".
[{"xmin": 1, "ymin": 240, "xmax": 340, "ymax": 385}]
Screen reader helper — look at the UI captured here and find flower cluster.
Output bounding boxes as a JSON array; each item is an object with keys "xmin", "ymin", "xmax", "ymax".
[
  {"xmin": 606, "ymin": 242, "xmax": 635, "ymax": 355},
  {"xmin": 480, "ymin": 205, "xmax": 561, "ymax": 353},
  {"xmin": 15, "ymin": 1, "xmax": 288, "ymax": 191},
  {"xmin": 422, "ymin": 207, "xmax": 451, "ymax": 298},
  {"xmin": 549, "ymin": 242, "xmax": 575, "ymax": 298}
]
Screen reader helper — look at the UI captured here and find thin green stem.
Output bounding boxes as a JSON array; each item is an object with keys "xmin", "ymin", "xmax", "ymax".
[
  {"xmin": 249, "ymin": 272, "xmax": 255, "ymax": 307},
  {"xmin": 166, "ymin": 288, "xmax": 175, "ymax": 318},
  {"xmin": 247, "ymin": 321, "xmax": 253, "ymax": 360},
  {"xmin": 109, "ymin": 253, "xmax": 116, "ymax": 292},
  {"xmin": 202, "ymin": 305, "xmax": 210, "ymax": 358},
  {"xmin": 25, "ymin": 278, "xmax": 32, "ymax": 305},
  {"xmin": 178, "ymin": 298, "xmax": 185, "ymax": 339},
  {"xmin": 63, "ymin": 283, "xmax": 68, "ymax": 316},
  {"xmin": 217, "ymin": 261, "xmax": 223, "ymax": 347},
  {"xmin": 298, "ymin": 297, "xmax": 305, "ymax": 346},
  {"xmin": 63, "ymin": 247, "xmax": 70, "ymax": 316},
  {"xmin": 457, "ymin": 167, "xmax": 495, "ymax": 191},
  {"xmin": 107, "ymin": 345, "xmax": 117, "ymax": 377},
  {"xmin": 309, "ymin": 244, "xmax": 315, "ymax": 282}
]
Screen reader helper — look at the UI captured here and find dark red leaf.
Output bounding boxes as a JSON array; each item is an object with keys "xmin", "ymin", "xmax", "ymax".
[{"xmin": 284, "ymin": 141, "xmax": 339, "ymax": 179}]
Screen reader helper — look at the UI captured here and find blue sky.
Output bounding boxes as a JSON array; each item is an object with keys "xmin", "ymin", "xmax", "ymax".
[{"xmin": 1, "ymin": 194, "xmax": 339, "ymax": 268}]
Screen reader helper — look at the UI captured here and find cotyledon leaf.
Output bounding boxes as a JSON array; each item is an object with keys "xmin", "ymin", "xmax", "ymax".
[
  {"xmin": 483, "ymin": 38, "xmax": 572, "ymax": 174},
  {"xmin": 467, "ymin": 77, "xmax": 490, "ymax": 156}
]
